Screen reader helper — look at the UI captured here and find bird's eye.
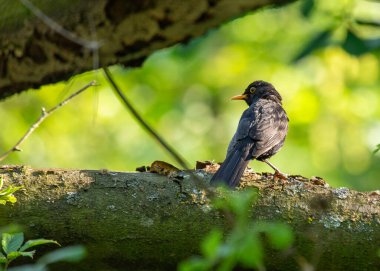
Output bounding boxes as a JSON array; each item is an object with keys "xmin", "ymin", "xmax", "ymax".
[{"xmin": 249, "ymin": 87, "xmax": 256, "ymax": 94}]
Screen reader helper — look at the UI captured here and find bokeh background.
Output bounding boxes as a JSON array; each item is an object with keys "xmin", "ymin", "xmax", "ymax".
[{"xmin": 1, "ymin": 0, "xmax": 379, "ymax": 190}]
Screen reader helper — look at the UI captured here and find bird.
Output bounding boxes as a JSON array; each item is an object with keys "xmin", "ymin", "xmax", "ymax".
[{"xmin": 210, "ymin": 80, "xmax": 289, "ymax": 188}]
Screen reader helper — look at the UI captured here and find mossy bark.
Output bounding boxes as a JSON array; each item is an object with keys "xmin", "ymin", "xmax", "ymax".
[
  {"xmin": 0, "ymin": 165, "xmax": 379, "ymax": 270},
  {"xmin": 0, "ymin": 0, "xmax": 294, "ymax": 100}
]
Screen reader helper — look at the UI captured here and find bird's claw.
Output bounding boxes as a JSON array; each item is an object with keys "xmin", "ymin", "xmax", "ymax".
[{"xmin": 274, "ymin": 171, "xmax": 288, "ymax": 180}]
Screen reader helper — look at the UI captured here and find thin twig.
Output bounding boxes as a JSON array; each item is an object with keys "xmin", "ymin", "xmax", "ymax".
[
  {"xmin": 102, "ymin": 67, "xmax": 190, "ymax": 170},
  {"xmin": 0, "ymin": 81, "xmax": 96, "ymax": 162},
  {"xmin": 102, "ymin": 68, "xmax": 219, "ymax": 201}
]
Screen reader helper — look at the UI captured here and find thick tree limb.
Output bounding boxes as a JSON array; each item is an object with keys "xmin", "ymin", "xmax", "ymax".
[
  {"xmin": 0, "ymin": 165, "xmax": 379, "ymax": 271},
  {"xmin": 0, "ymin": 0, "xmax": 294, "ymax": 100}
]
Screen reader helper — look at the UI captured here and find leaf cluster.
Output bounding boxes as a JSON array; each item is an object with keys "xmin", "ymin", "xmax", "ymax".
[
  {"xmin": 0, "ymin": 177, "xmax": 22, "ymax": 205},
  {"xmin": 295, "ymin": 0, "xmax": 380, "ymax": 61},
  {"xmin": 0, "ymin": 232, "xmax": 85, "ymax": 271},
  {"xmin": 179, "ymin": 189, "xmax": 294, "ymax": 271}
]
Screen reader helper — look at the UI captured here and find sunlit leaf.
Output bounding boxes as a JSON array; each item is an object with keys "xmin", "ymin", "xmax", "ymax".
[
  {"xmin": 342, "ymin": 30, "xmax": 369, "ymax": 56},
  {"xmin": 19, "ymin": 239, "xmax": 59, "ymax": 252},
  {"xmin": 1, "ymin": 195, "xmax": 17, "ymax": 204},
  {"xmin": 201, "ymin": 230, "xmax": 223, "ymax": 258},
  {"xmin": 2, "ymin": 232, "xmax": 24, "ymax": 254},
  {"xmin": 7, "ymin": 250, "xmax": 35, "ymax": 260},
  {"xmin": 264, "ymin": 223, "xmax": 294, "ymax": 249},
  {"xmin": 0, "ymin": 251, "xmax": 6, "ymax": 263},
  {"xmin": 37, "ymin": 246, "xmax": 86, "ymax": 265},
  {"xmin": 293, "ymin": 28, "xmax": 333, "ymax": 62},
  {"xmin": 0, "ymin": 185, "xmax": 23, "ymax": 196}
]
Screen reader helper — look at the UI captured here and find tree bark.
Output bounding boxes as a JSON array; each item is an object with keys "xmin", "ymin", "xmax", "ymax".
[
  {"xmin": 0, "ymin": 165, "xmax": 379, "ymax": 271},
  {"xmin": 0, "ymin": 0, "xmax": 294, "ymax": 100}
]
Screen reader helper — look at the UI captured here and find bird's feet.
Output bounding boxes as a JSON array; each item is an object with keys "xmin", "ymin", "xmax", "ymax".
[{"xmin": 273, "ymin": 170, "xmax": 288, "ymax": 181}]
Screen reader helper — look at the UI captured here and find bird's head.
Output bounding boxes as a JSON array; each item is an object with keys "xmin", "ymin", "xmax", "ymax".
[{"xmin": 231, "ymin": 80, "xmax": 282, "ymax": 106}]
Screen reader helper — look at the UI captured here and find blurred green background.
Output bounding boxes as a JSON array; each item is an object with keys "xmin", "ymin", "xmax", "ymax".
[{"xmin": 0, "ymin": 0, "xmax": 379, "ymax": 190}]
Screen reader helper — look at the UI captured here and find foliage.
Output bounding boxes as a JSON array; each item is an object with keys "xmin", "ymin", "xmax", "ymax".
[
  {"xmin": 0, "ymin": 232, "xmax": 59, "ymax": 270},
  {"xmin": 179, "ymin": 189, "xmax": 293, "ymax": 271},
  {"xmin": 0, "ymin": 232, "xmax": 85, "ymax": 271},
  {"xmin": 295, "ymin": 0, "xmax": 380, "ymax": 61},
  {"xmin": 8, "ymin": 246, "xmax": 87, "ymax": 271},
  {"xmin": 0, "ymin": 177, "xmax": 22, "ymax": 206}
]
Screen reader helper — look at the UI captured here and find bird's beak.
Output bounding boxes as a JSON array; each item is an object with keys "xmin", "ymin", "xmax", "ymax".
[{"xmin": 231, "ymin": 94, "xmax": 248, "ymax": 100}]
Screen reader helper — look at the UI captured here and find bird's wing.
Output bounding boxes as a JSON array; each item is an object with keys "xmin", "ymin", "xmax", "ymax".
[
  {"xmin": 226, "ymin": 107, "xmax": 256, "ymax": 156},
  {"xmin": 226, "ymin": 104, "xmax": 259, "ymax": 156},
  {"xmin": 248, "ymin": 100, "xmax": 288, "ymax": 158},
  {"xmin": 228, "ymin": 99, "xmax": 288, "ymax": 159}
]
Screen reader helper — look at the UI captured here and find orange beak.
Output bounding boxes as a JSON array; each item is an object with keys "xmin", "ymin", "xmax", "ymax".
[{"xmin": 230, "ymin": 94, "xmax": 248, "ymax": 100}]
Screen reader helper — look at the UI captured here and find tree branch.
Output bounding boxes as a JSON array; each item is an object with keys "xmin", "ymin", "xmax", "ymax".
[
  {"xmin": 0, "ymin": 81, "xmax": 96, "ymax": 162},
  {"xmin": 103, "ymin": 67, "xmax": 189, "ymax": 169},
  {"xmin": 0, "ymin": 0, "xmax": 295, "ymax": 99},
  {"xmin": 0, "ymin": 166, "xmax": 379, "ymax": 271}
]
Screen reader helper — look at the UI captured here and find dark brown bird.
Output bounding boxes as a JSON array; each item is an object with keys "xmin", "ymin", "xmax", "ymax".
[{"xmin": 210, "ymin": 80, "xmax": 289, "ymax": 187}]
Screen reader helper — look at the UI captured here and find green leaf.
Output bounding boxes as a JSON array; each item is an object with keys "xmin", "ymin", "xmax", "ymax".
[
  {"xmin": 201, "ymin": 230, "xmax": 223, "ymax": 259},
  {"xmin": 7, "ymin": 251, "xmax": 35, "ymax": 260},
  {"xmin": 2, "ymin": 233, "xmax": 24, "ymax": 254},
  {"xmin": 0, "ymin": 177, "xmax": 4, "ymax": 190},
  {"xmin": 293, "ymin": 28, "xmax": 333, "ymax": 62},
  {"xmin": 0, "ymin": 195, "xmax": 17, "ymax": 204},
  {"xmin": 7, "ymin": 264, "xmax": 47, "ymax": 271},
  {"xmin": 37, "ymin": 246, "xmax": 86, "ymax": 265},
  {"xmin": 228, "ymin": 189, "xmax": 257, "ymax": 218},
  {"xmin": 237, "ymin": 233, "xmax": 263, "ymax": 268},
  {"xmin": 20, "ymin": 239, "xmax": 60, "ymax": 252},
  {"xmin": 0, "ymin": 186, "xmax": 22, "ymax": 197},
  {"xmin": 265, "ymin": 223, "xmax": 294, "ymax": 250},
  {"xmin": 19, "ymin": 251, "xmax": 35, "ymax": 258},
  {"xmin": 0, "ymin": 251, "xmax": 7, "ymax": 263},
  {"xmin": 300, "ymin": 0, "xmax": 315, "ymax": 17},
  {"xmin": 178, "ymin": 257, "xmax": 210, "ymax": 271},
  {"xmin": 342, "ymin": 30, "xmax": 369, "ymax": 56},
  {"xmin": 217, "ymin": 256, "xmax": 235, "ymax": 271}
]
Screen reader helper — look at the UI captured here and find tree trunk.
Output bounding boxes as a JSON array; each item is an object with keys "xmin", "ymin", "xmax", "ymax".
[
  {"xmin": 0, "ymin": 0, "xmax": 294, "ymax": 100},
  {"xmin": 0, "ymin": 165, "xmax": 379, "ymax": 271}
]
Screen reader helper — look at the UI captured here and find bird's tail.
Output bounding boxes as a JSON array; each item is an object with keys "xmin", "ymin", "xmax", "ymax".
[{"xmin": 210, "ymin": 141, "xmax": 252, "ymax": 187}]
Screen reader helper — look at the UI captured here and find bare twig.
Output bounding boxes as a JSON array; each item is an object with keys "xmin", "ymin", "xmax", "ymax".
[
  {"xmin": 0, "ymin": 81, "xmax": 96, "ymax": 162},
  {"xmin": 102, "ymin": 67, "xmax": 190, "ymax": 170},
  {"xmin": 102, "ymin": 68, "xmax": 220, "ymax": 202}
]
